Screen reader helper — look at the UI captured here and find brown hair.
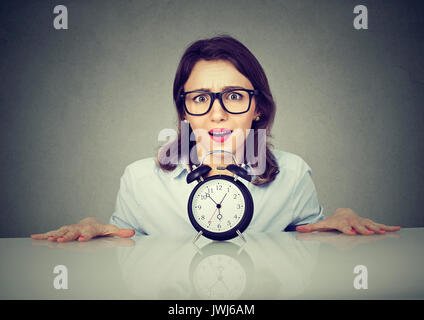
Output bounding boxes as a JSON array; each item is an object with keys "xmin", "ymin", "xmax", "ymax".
[{"xmin": 157, "ymin": 34, "xmax": 279, "ymax": 185}]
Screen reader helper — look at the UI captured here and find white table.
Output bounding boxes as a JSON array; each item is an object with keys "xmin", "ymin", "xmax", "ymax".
[{"xmin": 1, "ymin": 228, "xmax": 423, "ymax": 299}]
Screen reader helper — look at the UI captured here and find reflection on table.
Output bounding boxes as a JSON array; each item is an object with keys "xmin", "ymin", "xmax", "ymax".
[
  {"xmin": 118, "ymin": 232, "xmax": 319, "ymax": 299},
  {"xmin": 0, "ymin": 228, "xmax": 423, "ymax": 299}
]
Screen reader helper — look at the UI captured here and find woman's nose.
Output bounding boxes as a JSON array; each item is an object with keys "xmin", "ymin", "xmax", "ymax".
[{"xmin": 209, "ymin": 97, "xmax": 228, "ymax": 122}]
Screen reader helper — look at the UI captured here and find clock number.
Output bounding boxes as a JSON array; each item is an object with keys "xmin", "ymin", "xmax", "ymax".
[
  {"xmin": 233, "ymin": 194, "xmax": 237, "ymax": 199},
  {"xmin": 195, "ymin": 205, "xmax": 202, "ymax": 210},
  {"xmin": 227, "ymin": 220, "xmax": 232, "ymax": 226},
  {"xmin": 217, "ymin": 224, "xmax": 221, "ymax": 230},
  {"xmin": 200, "ymin": 215, "xmax": 205, "ymax": 220},
  {"xmin": 216, "ymin": 185, "xmax": 222, "ymax": 191},
  {"xmin": 236, "ymin": 204, "xmax": 243, "ymax": 209}
]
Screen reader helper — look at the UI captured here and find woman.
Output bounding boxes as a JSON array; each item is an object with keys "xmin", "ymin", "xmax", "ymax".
[{"xmin": 31, "ymin": 35, "xmax": 401, "ymax": 242}]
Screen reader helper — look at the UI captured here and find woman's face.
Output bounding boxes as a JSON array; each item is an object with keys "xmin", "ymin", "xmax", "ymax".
[{"xmin": 183, "ymin": 59, "xmax": 259, "ymax": 165}]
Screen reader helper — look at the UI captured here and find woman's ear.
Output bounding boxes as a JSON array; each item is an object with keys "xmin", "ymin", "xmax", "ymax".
[{"xmin": 253, "ymin": 107, "xmax": 261, "ymax": 121}]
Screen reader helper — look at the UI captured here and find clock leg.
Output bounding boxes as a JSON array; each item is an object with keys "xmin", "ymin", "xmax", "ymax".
[
  {"xmin": 192, "ymin": 230, "xmax": 203, "ymax": 244},
  {"xmin": 236, "ymin": 230, "xmax": 247, "ymax": 243}
]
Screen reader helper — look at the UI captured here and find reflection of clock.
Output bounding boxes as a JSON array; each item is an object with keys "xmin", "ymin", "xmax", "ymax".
[
  {"xmin": 187, "ymin": 151, "xmax": 254, "ymax": 241},
  {"xmin": 189, "ymin": 242, "xmax": 254, "ymax": 299}
]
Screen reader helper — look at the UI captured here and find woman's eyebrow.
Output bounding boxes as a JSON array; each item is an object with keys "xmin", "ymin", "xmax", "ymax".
[{"xmin": 190, "ymin": 85, "xmax": 246, "ymax": 92}]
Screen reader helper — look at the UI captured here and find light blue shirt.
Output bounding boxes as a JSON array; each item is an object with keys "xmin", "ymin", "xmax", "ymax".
[{"xmin": 109, "ymin": 149, "xmax": 325, "ymax": 236}]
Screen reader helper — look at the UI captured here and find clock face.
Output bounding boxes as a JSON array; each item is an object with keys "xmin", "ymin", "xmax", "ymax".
[{"xmin": 191, "ymin": 178, "xmax": 246, "ymax": 233}]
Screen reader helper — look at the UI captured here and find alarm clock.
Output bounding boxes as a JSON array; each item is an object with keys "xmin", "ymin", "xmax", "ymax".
[{"xmin": 186, "ymin": 151, "xmax": 254, "ymax": 242}]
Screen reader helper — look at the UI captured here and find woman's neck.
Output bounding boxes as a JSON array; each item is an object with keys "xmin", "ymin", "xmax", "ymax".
[{"xmin": 205, "ymin": 164, "xmax": 235, "ymax": 178}]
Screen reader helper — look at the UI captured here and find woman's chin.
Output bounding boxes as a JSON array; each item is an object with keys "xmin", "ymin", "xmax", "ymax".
[{"xmin": 202, "ymin": 142, "xmax": 236, "ymax": 155}]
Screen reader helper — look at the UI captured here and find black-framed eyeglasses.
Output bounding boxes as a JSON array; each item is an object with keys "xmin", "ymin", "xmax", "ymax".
[{"xmin": 180, "ymin": 88, "xmax": 260, "ymax": 116}]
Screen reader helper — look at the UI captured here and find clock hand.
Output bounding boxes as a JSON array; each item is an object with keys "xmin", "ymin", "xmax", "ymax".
[
  {"xmin": 219, "ymin": 192, "xmax": 228, "ymax": 205},
  {"xmin": 207, "ymin": 193, "xmax": 218, "ymax": 205},
  {"xmin": 208, "ymin": 193, "xmax": 228, "ymax": 224},
  {"xmin": 208, "ymin": 206, "xmax": 219, "ymax": 225},
  {"xmin": 217, "ymin": 207, "xmax": 222, "ymax": 221}
]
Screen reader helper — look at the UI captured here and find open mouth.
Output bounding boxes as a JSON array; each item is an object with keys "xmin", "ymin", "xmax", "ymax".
[{"xmin": 208, "ymin": 128, "xmax": 233, "ymax": 143}]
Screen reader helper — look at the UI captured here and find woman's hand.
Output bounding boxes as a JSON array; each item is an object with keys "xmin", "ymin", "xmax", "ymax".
[
  {"xmin": 295, "ymin": 208, "xmax": 401, "ymax": 235},
  {"xmin": 30, "ymin": 217, "xmax": 135, "ymax": 242}
]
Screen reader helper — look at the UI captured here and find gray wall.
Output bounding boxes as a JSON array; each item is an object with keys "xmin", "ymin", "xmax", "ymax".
[{"xmin": 1, "ymin": 0, "xmax": 423, "ymax": 237}]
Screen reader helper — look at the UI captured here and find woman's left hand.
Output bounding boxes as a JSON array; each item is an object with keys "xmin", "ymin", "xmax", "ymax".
[{"xmin": 295, "ymin": 208, "xmax": 402, "ymax": 235}]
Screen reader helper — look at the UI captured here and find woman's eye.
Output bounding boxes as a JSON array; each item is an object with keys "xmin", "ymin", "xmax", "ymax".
[
  {"xmin": 194, "ymin": 95, "xmax": 208, "ymax": 103},
  {"xmin": 227, "ymin": 92, "xmax": 242, "ymax": 100}
]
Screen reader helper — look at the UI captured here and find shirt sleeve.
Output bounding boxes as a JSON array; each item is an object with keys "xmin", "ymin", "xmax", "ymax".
[
  {"xmin": 109, "ymin": 165, "xmax": 147, "ymax": 236},
  {"xmin": 288, "ymin": 162, "xmax": 326, "ymax": 227}
]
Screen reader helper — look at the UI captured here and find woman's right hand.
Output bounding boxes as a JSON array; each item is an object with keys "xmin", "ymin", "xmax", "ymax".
[{"xmin": 30, "ymin": 217, "xmax": 135, "ymax": 242}]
